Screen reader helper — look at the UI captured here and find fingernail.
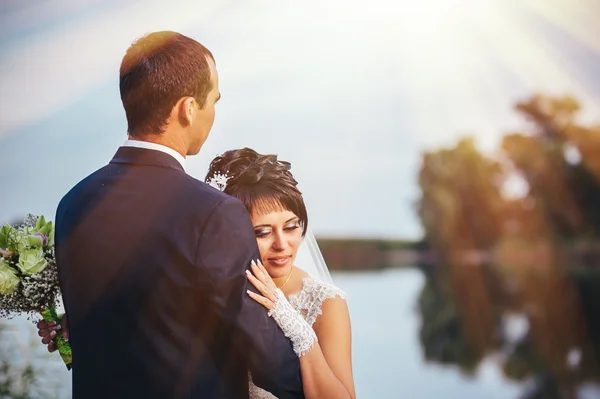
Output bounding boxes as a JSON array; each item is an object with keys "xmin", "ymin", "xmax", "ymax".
[
  {"xmin": 245, "ymin": 270, "xmax": 251, "ymax": 275},
  {"xmin": 55, "ymin": 325, "xmax": 61, "ymax": 330},
  {"xmin": 246, "ymin": 290, "xmax": 252, "ymax": 295},
  {"xmin": 51, "ymin": 331, "xmax": 57, "ymax": 337},
  {"xmin": 251, "ymin": 260, "xmax": 256, "ymax": 266}
]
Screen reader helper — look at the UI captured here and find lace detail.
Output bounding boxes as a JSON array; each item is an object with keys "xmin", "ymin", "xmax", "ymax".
[
  {"xmin": 248, "ymin": 276, "xmax": 346, "ymax": 398},
  {"xmin": 287, "ymin": 276, "xmax": 346, "ymax": 327},
  {"xmin": 249, "ymin": 372, "xmax": 276, "ymax": 399},
  {"xmin": 268, "ymin": 289, "xmax": 317, "ymax": 357}
]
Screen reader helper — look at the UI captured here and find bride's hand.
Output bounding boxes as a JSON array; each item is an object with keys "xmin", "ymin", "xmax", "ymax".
[
  {"xmin": 247, "ymin": 260, "xmax": 318, "ymax": 357},
  {"xmin": 246, "ymin": 259, "xmax": 278, "ymax": 311}
]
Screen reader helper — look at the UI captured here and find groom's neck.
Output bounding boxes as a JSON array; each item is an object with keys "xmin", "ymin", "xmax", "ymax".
[{"xmin": 127, "ymin": 134, "xmax": 188, "ymax": 158}]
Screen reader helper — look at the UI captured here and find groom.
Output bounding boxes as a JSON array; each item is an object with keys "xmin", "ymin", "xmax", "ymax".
[{"xmin": 46, "ymin": 31, "xmax": 304, "ymax": 398}]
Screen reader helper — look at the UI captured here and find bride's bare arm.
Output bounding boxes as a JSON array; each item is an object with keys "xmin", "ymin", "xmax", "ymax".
[
  {"xmin": 246, "ymin": 261, "xmax": 355, "ymax": 399},
  {"xmin": 298, "ymin": 297, "xmax": 355, "ymax": 399}
]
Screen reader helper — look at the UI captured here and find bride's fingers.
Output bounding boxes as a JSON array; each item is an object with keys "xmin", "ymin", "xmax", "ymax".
[
  {"xmin": 250, "ymin": 260, "xmax": 266, "ymax": 281},
  {"xmin": 255, "ymin": 259, "xmax": 266, "ymax": 270},
  {"xmin": 246, "ymin": 270, "xmax": 277, "ymax": 302},
  {"xmin": 245, "ymin": 270, "xmax": 262, "ymax": 291},
  {"xmin": 246, "ymin": 290, "xmax": 274, "ymax": 311},
  {"xmin": 256, "ymin": 260, "xmax": 276, "ymax": 287},
  {"xmin": 251, "ymin": 262, "xmax": 274, "ymax": 290},
  {"xmin": 252, "ymin": 259, "xmax": 278, "ymax": 291},
  {"xmin": 254, "ymin": 259, "xmax": 268, "ymax": 278}
]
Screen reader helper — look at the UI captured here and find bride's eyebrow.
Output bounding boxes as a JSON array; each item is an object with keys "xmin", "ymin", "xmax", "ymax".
[{"xmin": 253, "ymin": 218, "xmax": 298, "ymax": 229}]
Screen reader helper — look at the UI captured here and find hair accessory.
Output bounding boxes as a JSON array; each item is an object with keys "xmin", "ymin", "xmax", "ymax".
[{"xmin": 206, "ymin": 171, "xmax": 230, "ymax": 192}]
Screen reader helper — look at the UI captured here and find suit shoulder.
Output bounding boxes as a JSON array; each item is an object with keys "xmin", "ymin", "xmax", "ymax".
[{"xmin": 57, "ymin": 165, "xmax": 111, "ymax": 210}]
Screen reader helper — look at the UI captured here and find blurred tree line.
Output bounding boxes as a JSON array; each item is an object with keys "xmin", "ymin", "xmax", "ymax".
[
  {"xmin": 416, "ymin": 94, "xmax": 600, "ymax": 399},
  {"xmin": 418, "ymin": 94, "xmax": 600, "ymax": 256}
]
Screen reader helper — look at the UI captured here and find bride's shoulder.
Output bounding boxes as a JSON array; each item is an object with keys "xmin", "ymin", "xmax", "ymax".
[
  {"xmin": 289, "ymin": 270, "xmax": 347, "ymax": 326},
  {"xmin": 300, "ymin": 274, "xmax": 346, "ymax": 303}
]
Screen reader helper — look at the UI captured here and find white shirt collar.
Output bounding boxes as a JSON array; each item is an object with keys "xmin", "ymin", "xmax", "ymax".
[{"xmin": 122, "ymin": 139, "xmax": 186, "ymax": 171}]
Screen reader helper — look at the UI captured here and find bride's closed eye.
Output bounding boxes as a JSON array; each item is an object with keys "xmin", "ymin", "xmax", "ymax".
[
  {"xmin": 254, "ymin": 224, "xmax": 300, "ymax": 238},
  {"xmin": 254, "ymin": 228, "xmax": 271, "ymax": 238},
  {"xmin": 284, "ymin": 224, "xmax": 300, "ymax": 231}
]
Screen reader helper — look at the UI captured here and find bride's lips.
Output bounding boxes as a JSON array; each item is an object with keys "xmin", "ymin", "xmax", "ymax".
[{"xmin": 267, "ymin": 255, "xmax": 291, "ymax": 267}]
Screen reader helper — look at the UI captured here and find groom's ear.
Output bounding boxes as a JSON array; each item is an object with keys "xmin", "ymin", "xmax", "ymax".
[{"xmin": 178, "ymin": 97, "xmax": 195, "ymax": 127}]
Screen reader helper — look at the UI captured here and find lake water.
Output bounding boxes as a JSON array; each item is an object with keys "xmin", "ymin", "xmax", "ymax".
[
  {"xmin": 337, "ymin": 269, "xmax": 524, "ymax": 398},
  {"xmin": 2, "ymin": 268, "xmax": 600, "ymax": 398}
]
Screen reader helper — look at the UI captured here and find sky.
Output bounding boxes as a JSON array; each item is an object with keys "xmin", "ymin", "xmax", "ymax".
[{"xmin": 1, "ymin": 0, "xmax": 600, "ymax": 239}]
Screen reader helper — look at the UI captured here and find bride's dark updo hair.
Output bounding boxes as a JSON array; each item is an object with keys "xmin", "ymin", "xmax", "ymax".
[{"xmin": 205, "ymin": 148, "xmax": 308, "ymax": 236}]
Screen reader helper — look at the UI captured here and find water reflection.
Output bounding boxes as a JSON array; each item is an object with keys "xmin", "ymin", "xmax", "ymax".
[{"xmin": 418, "ymin": 256, "xmax": 600, "ymax": 398}]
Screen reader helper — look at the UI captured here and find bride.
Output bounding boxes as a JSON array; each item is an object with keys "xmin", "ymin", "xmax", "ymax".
[
  {"xmin": 38, "ymin": 148, "xmax": 356, "ymax": 399},
  {"xmin": 205, "ymin": 148, "xmax": 355, "ymax": 399}
]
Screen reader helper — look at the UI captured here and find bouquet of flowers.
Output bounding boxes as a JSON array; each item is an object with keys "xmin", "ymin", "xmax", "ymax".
[{"xmin": 0, "ymin": 214, "xmax": 72, "ymax": 370}]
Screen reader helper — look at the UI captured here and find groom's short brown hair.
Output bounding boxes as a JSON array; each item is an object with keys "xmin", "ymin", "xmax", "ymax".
[{"xmin": 119, "ymin": 31, "xmax": 215, "ymax": 137}]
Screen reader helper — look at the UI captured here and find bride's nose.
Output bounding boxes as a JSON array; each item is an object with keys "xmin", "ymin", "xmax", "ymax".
[{"xmin": 271, "ymin": 231, "xmax": 288, "ymax": 251}]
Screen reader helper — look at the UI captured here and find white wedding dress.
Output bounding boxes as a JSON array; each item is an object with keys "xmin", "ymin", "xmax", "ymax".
[{"xmin": 248, "ymin": 274, "xmax": 346, "ymax": 399}]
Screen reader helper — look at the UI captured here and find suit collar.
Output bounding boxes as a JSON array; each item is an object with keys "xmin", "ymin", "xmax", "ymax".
[
  {"xmin": 110, "ymin": 146, "xmax": 186, "ymax": 173},
  {"xmin": 122, "ymin": 139, "xmax": 186, "ymax": 170}
]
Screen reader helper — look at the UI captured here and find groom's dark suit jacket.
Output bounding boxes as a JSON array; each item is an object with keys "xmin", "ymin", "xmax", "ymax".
[{"xmin": 55, "ymin": 147, "xmax": 304, "ymax": 399}]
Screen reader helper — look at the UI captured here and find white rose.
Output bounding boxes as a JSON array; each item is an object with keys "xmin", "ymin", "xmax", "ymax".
[
  {"xmin": 0, "ymin": 259, "xmax": 20, "ymax": 295},
  {"xmin": 16, "ymin": 248, "xmax": 48, "ymax": 275}
]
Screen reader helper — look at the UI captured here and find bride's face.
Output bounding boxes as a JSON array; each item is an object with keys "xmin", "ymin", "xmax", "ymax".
[{"xmin": 251, "ymin": 209, "xmax": 303, "ymax": 279}]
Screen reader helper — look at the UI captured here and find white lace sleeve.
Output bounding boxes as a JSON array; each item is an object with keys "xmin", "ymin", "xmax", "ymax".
[
  {"xmin": 288, "ymin": 277, "xmax": 346, "ymax": 327},
  {"xmin": 267, "ymin": 289, "xmax": 317, "ymax": 357}
]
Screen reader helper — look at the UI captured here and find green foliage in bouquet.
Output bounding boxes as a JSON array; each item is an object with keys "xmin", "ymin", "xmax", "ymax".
[{"xmin": 0, "ymin": 215, "xmax": 72, "ymax": 370}]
